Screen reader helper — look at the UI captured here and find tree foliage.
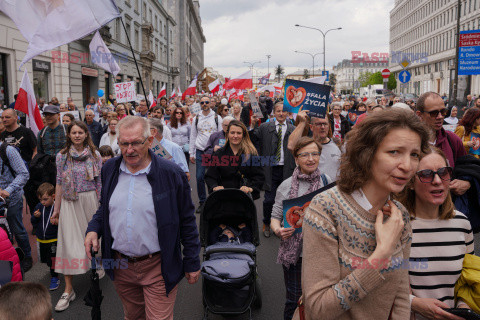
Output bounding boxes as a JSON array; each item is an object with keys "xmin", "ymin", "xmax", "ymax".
[
  {"xmin": 303, "ymin": 69, "xmax": 310, "ymax": 79},
  {"xmin": 387, "ymin": 73, "xmax": 397, "ymax": 90},
  {"xmin": 329, "ymin": 73, "xmax": 337, "ymax": 87},
  {"xmin": 275, "ymin": 65, "xmax": 285, "ymax": 82}
]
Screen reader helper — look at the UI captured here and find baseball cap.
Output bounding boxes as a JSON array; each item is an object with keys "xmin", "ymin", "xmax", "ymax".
[{"xmin": 42, "ymin": 105, "xmax": 60, "ymax": 114}]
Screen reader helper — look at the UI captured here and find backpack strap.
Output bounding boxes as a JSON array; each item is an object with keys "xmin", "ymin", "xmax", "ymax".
[
  {"xmin": 320, "ymin": 173, "xmax": 328, "ymax": 186},
  {"xmin": 0, "ymin": 143, "xmax": 16, "ymax": 177}
]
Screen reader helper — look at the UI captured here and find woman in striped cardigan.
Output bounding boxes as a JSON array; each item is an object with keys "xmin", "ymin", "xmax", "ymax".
[{"xmin": 398, "ymin": 148, "xmax": 474, "ymax": 320}]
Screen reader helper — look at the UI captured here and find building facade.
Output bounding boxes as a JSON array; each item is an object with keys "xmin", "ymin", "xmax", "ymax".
[
  {"xmin": 389, "ymin": 0, "xmax": 480, "ymax": 99},
  {"xmin": 0, "ymin": 0, "xmax": 205, "ymax": 111},
  {"xmin": 333, "ymin": 59, "xmax": 388, "ymax": 94}
]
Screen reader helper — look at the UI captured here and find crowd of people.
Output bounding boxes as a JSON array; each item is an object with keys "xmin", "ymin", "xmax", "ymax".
[{"xmin": 0, "ymin": 89, "xmax": 479, "ymax": 320}]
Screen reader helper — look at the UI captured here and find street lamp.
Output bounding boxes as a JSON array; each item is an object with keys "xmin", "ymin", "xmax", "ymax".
[
  {"xmin": 243, "ymin": 60, "xmax": 261, "ymax": 85},
  {"xmin": 266, "ymin": 55, "xmax": 271, "ymax": 83},
  {"xmin": 294, "ymin": 50, "xmax": 323, "ymax": 77},
  {"xmin": 294, "ymin": 24, "xmax": 342, "ymax": 74}
]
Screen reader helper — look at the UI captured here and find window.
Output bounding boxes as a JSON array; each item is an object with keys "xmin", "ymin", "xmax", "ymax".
[
  {"xmin": 135, "ymin": 0, "xmax": 139, "ymax": 11},
  {"xmin": 155, "ymin": 15, "xmax": 158, "ymax": 30},
  {"xmin": 143, "ymin": 2, "xmax": 147, "ymax": 22},
  {"xmin": 126, "ymin": 22, "xmax": 131, "ymax": 41},
  {"xmin": 134, "ymin": 28, "xmax": 139, "ymax": 50},
  {"xmin": 115, "ymin": 19, "xmax": 121, "ymax": 42},
  {"xmin": 149, "ymin": 9, "xmax": 152, "ymax": 23}
]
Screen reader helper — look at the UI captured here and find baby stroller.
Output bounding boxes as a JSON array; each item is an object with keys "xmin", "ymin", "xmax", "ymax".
[
  {"xmin": 200, "ymin": 189, "xmax": 262, "ymax": 320},
  {"xmin": 0, "ymin": 196, "xmax": 24, "ymax": 278}
]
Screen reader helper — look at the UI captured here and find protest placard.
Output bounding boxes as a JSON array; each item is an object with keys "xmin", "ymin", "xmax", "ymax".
[
  {"xmin": 60, "ymin": 111, "xmax": 80, "ymax": 124},
  {"xmin": 190, "ymin": 103, "xmax": 201, "ymax": 115},
  {"xmin": 151, "ymin": 138, "xmax": 173, "ymax": 160},
  {"xmin": 283, "ymin": 79, "xmax": 331, "ymax": 118},
  {"xmin": 469, "ymin": 132, "xmax": 480, "ymax": 155},
  {"xmin": 249, "ymin": 92, "xmax": 263, "ymax": 118},
  {"xmin": 347, "ymin": 110, "xmax": 365, "ymax": 126},
  {"xmin": 282, "ymin": 182, "xmax": 336, "ymax": 234},
  {"xmin": 114, "ymin": 81, "xmax": 136, "ymax": 103}
]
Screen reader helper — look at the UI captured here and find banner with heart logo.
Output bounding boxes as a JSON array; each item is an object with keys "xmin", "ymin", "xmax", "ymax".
[
  {"xmin": 347, "ymin": 110, "xmax": 366, "ymax": 126},
  {"xmin": 283, "ymin": 79, "xmax": 331, "ymax": 118},
  {"xmin": 469, "ymin": 132, "xmax": 480, "ymax": 155}
]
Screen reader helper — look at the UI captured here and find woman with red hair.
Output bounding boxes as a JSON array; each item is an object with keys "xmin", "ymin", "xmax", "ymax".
[{"xmin": 455, "ymin": 108, "xmax": 480, "ymax": 158}]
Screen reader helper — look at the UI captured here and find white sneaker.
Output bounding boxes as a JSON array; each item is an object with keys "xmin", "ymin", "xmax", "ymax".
[
  {"xmin": 55, "ymin": 291, "xmax": 76, "ymax": 312},
  {"xmin": 97, "ymin": 266, "xmax": 105, "ymax": 279}
]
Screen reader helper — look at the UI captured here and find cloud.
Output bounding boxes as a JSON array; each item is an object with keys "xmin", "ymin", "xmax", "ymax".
[{"xmin": 199, "ymin": 0, "xmax": 394, "ymax": 77}]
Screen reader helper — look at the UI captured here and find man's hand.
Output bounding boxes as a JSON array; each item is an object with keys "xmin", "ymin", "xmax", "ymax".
[
  {"xmin": 240, "ymin": 186, "xmax": 253, "ymax": 193},
  {"xmin": 0, "ymin": 189, "xmax": 10, "ymax": 199},
  {"xmin": 185, "ymin": 172, "xmax": 190, "ymax": 181},
  {"xmin": 450, "ymin": 179, "xmax": 470, "ymax": 196},
  {"xmin": 185, "ymin": 270, "xmax": 200, "ymax": 284},
  {"xmin": 213, "ymin": 186, "xmax": 224, "ymax": 192},
  {"xmin": 213, "ymin": 145, "xmax": 221, "ymax": 152},
  {"xmin": 190, "ymin": 157, "xmax": 195, "ymax": 164},
  {"xmin": 296, "ymin": 110, "xmax": 309, "ymax": 123},
  {"xmin": 84, "ymin": 231, "xmax": 99, "ymax": 260}
]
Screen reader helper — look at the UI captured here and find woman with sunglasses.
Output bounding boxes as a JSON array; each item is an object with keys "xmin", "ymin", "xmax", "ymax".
[
  {"xmin": 204, "ymin": 120, "xmax": 264, "ymax": 200},
  {"xmin": 398, "ymin": 148, "xmax": 474, "ymax": 320},
  {"xmin": 217, "ymin": 104, "xmax": 230, "ymax": 119},
  {"xmin": 168, "ymin": 107, "xmax": 191, "ymax": 161},
  {"xmin": 454, "ymin": 108, "xmax": 480, "ymax": 158}
]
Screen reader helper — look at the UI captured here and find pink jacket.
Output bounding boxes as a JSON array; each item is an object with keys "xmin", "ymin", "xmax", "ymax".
[{"xmin": 0, "ymin": 228, "xmax": 22, "ymax": 282}]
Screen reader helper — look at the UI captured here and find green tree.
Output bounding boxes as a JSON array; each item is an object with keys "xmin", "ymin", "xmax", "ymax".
[
  {"xmin": 329, "ymin": 73, "xmax": 337, "ymax": 88},
  {"xmin": 303, "ymin": 69, "xmax": 310, "ymax": 79},
  {"xmin": 275, "ymin": 65, "xmax": 285, "ymax": 82},
  {"xmin": 387, "ymin": 73, "xmax": 397, "ymax": 90},
  {"xmin": 358, "ymin": 71, "xmax": 373, "ymax": 87},
  {"xmin": 369, "ymin": 71, "xmax": 383, "ymax": 85}
]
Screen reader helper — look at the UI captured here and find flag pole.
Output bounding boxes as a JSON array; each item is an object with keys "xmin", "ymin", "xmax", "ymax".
[{"xmin": 119, "ymin": 17, "xmax": 149, "ymax": 106}]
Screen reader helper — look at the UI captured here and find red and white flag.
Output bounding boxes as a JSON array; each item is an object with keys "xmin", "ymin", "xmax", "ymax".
[
  {"xmin": 182, "ymin": 75, "xmax": 197, "ymax": 100},
  {"xmin": 177, "ymin": 87, "xmax": 182, "ymax": 98},
  {"xmin": 237, "ymin": 89, "xmax": 244, "ymax": 101},
  {"xmin": 157, "ymin": 84, "xmax": 166, "ymax": 99},
  {"xmin": 223, "ymin": 70, "xmax": 252, "ymax": 90},
  {"xmin": 227, "ymin": 88, "xmax": 237, "ymax": 101},
  {"xmin": 218, "ymin": 88, "xmax": 226, "ymax": 97},
  {"xmin": 148, "ymin": 90, "xmax": 157, "ymax": 109},
  {"xmin": 208, "ymin": 78, "xmax": 221, "ymax": 93},
  {"xmin": 14, "ymin": 69, "xmax": 44, "ymax": 135},
  {"xmin": 170, "ymin": 88, "xmax": 177, "ymax": 99}
]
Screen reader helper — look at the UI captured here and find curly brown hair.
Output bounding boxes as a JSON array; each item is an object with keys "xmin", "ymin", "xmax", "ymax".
[
  {"xmin": 169, "ymin": 107, "xmax": 186, "ymax": 128},
  {"xmin": 458, "ymin": 107, "xmax": 480, "ymax": 136},
  {"xmin": 338, "ymin": 109, "xmax": 430, "ymax": 194}
]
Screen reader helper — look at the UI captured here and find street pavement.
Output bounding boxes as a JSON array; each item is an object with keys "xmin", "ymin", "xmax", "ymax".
[
  {"xmin": 20, "ymin": 162, "xmax": 480, "ymax": 319},
  {"xmin": 23, "ymin": 164, "xmax": 286, "ymax": 320}
]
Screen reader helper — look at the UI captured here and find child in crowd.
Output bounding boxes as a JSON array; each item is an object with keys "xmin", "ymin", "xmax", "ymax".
[
  {"xmin": 31, "ymin": 183, "xmax": 59, "ymax": 291},
  {"xmin": 0, "ymin": 282, "xmax": 52, "ymax": 320},
  {"xmin": 99, "ymin": 145, "xmax": 115, "ymax": 164},
  {"xmin": 209, "ymin": 223, "xmax": 252, "ymax": 244}
]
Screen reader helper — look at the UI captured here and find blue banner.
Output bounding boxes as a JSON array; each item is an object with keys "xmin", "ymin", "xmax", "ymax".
[
  {"xmin": 347, "ymin": 110, "xmax": 366, "ymax": 126},
  {"xmin": 469, "ymin": 132, "xmax": 480, "ymax": 155},
  {"xmin": 283, "ymin": 79, "xmax": 331, "ymax": 118}
]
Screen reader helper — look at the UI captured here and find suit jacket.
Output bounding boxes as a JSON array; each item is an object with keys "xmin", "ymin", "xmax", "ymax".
[
  {"xmin": 253, "ymin": 121, "xmax": 295, "ymax": 191},
  {"xmin": 86, "ymin": 150, "xmax": 200, "ymax": 294}
]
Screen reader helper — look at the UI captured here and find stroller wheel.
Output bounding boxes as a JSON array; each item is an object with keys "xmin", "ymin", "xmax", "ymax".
[{"xmin": 252, "ymin": 276, "xmax": 262, "ymax": 309}]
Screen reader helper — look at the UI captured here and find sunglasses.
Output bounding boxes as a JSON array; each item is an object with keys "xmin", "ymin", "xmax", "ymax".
[
  {"xmin": 200, "ymin": 101, "xmax": 210, "ymax": 105},
  {"xmin": 416, "ymin": 166, "xmax": 453, "ymax": 183},
  {"xmin": 423, "ymin": 109, "xmax": 447, "ymax": 118},
  {"xmin": 175, "ymin": 112, "xmax": 184, "ymax": 114}
]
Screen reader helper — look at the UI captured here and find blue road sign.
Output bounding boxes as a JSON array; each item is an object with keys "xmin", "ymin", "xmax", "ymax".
[
  {"xmin": 322, "ymin": 71, "xmax": 329, "ymax": 82},
  {"xmin": 399, "ymin": 70, "xmax": 411, "ymax": 83},
  {"xmin": 459, "ymin": 29, "xmax": 480, "ymax": 76}
]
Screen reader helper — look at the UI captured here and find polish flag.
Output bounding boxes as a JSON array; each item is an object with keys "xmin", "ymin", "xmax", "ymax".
[
  {"xmin": 227, "ymin": 88, "xmax": 237, "ymax": 101},
  {"xmin": 148, "ymin": 90, "xmax": 156, "ymax": 109},
  {"xmin": 218, "ymin": 88, "xmax": 226, "ymax": 97},
  {"xmin": 208, "ymin": 78, "xmax": 221, "ymax": 93},
  {"xmin": 170, "ymin": 88, "xmax": 177, "ymax": 99},
  {"xmin": 237, "ymin": 89, "xmax": 244, "ymax": 101},
  {"xmin": 177, "ymin": 87, "xmax": 182, "ymax": 98},
  {"xmin": 182, "ymin": 75, "xmax": 197, "ymax": 100},
  {"xmin": 14, "ymin": 69, "xmax": 44, "ymax": 135},
  {"xmin": 223, "ymin": 70, "xmax": 252, "ymax": 90},
  {"xmin": 157, "ymin": 84, "xmax": 166, "ymax": 99}
]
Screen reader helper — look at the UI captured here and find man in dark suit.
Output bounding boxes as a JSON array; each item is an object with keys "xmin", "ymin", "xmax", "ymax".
[
  {"xmin": 253, "ymin": 102, "xmax": 295, "ymax": 237},
  {"xmin": 85, "ymin": 116, "xmax": 200, "ymax": 319}
]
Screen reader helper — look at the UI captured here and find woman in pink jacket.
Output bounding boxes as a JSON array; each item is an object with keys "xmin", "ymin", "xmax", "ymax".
[{"xmin": 0, "ymin": 228, "xmax": 22, "ymax": 283}]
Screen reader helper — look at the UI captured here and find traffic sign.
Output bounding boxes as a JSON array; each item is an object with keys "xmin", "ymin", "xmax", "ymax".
[
  {"xmin": 399, "ymin": 70, "xmax": 411, "ymax": 83},
  {"xmin": 321, "ymin": 70, "xmax": 329, "ymax": 82},
  {"xmin": 381, "ymin": 69, "xmax": 390, "ymax": 79}
]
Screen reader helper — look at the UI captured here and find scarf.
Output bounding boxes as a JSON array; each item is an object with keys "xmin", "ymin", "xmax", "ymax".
[
  {"xmin": 62, "ymin": 147, "xmax": 100, "ymax": 201},
  {"xmin": 277, "ymin": 167, "xmax": 324, "ymax": 268}
]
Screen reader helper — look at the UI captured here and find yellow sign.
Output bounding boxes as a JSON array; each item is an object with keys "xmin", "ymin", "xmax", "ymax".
[{"xmin": 400, "ymin": 60, "xmax": 410, "ymax": 68}]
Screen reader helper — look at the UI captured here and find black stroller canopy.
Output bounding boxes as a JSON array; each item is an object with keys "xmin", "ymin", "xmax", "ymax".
[{"xmin": 200, "ymin": 189, "xmax": 259, "ymax": 247}]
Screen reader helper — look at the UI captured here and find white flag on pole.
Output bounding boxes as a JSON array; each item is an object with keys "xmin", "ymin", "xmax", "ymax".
[{"xmin": 89, "ymin": 31, "xmax": 120, "ymax": 76}]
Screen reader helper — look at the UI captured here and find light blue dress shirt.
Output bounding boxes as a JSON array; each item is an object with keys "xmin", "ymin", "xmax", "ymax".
[
  {"xmin": 109, "ymin": 160, "xmax": 160, "ymax": 257},
  {"xmin": 160, "ymin": 138, "xmax": 189, "ymax": 173}
]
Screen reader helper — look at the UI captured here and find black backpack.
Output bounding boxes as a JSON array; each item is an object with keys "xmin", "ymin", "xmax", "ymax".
[
  {"xmin": 24, "ymin": 153, "xmax": 57, "ymax": 211},
  {"xmin": 0, "ymin": 143, "xmax": 15, "ymax": 178}
]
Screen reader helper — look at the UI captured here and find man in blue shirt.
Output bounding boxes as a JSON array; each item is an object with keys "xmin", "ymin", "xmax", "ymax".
[
  {"xmin": 0, "ymin": 142, "xmax": 32, "ymax": 272},
  {"xmin": 149, "ymin": 118, "xmax": 190, "ymax": 181},
  {"xmin": 85, "ymin": 116, "xmax": 200, "ymax": 319},
  {"xmin": 84, "ymin": 109, "xmax": 103, "ymax": 147}
]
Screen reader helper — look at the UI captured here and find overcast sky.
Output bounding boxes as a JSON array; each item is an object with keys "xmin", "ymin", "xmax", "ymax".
[{"xmin": 200, "ymin": 0, "xmax": 395, "ymax": 79}]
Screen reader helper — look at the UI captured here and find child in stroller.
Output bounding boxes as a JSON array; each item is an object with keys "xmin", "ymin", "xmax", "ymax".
[{"xmin": 209, "ymin": 223, "xmax": 252, "ymax": 245}]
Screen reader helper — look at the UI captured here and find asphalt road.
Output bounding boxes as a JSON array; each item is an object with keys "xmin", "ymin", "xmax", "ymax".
[{"xmin": 24, "ymin": 164, "xmax": 286, "ymax": 320}]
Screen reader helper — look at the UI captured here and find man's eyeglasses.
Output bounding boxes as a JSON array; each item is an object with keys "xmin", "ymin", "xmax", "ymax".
[
  {"xmin": 118, "ymin": 137, "xmax": 148, "ymax": 149},
  {"xmin": 297, "ymin": 152, "xmax": 321, "ymax": 159},
  {"xmin": 200, "ymin": 101, "xmax": 210, "ymax": 105},
  {"xmin": 311, "ymin": 122, "xmax": 328, "ymax": 127},
  {"xmin": 416, "ymin": 166, "xmax": 453, "ymax": 183},
  {"xmin": 423, "ymin": 109, "xmax": 447, "ymax": 118}
]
